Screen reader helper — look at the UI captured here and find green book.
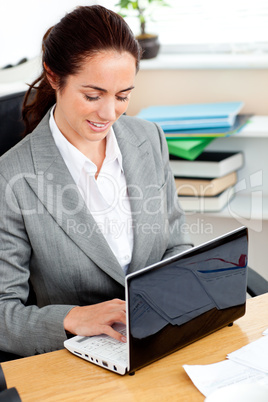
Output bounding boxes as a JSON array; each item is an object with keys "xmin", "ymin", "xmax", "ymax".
[{"xmin": 167, "ymin": 137, "xmax": 214, "ymax": 161}]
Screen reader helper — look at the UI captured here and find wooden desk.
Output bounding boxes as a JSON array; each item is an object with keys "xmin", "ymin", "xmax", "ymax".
[{"xmin": 2, "ymin": 294, "xmax": 268, "ymax": 401}]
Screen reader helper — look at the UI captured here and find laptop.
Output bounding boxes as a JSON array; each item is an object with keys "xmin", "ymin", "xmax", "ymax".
[{"xmin": 64, "ymin": 226, "xmax": 248, "ymax": 375}]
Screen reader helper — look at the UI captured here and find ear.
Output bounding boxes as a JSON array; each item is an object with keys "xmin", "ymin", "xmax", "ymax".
[{"xmin": 44, "ymin": 62, "xmax": 58, "ymax": 90}]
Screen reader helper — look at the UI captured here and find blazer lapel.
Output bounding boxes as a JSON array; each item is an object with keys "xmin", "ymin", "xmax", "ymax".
[
  {"xmin": 114, "ymin": 119, "xmax": 162, "ymax": 274},
  {"xmin": 25, "ymin": 114, "xmax": 125, "ymax": 286}
]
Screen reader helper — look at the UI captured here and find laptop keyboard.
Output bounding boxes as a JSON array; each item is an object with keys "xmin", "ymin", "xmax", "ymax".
[{"xmin": 82, "ymin": 327, "xmax": 127, "ymax": 363}]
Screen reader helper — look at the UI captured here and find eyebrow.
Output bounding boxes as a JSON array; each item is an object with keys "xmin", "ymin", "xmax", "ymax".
[{"xmin": 81, "ymin": 85, "xmax": 135, "ymax": 93}]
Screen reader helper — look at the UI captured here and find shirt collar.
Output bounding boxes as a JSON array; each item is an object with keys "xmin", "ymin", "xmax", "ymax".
[
  {"xmin": 105, "ymin": 125, "xmax": 123, "ymax": 170},
  {"xmin": 49, "ymin": 106, "xmax": 123, "ymax": 184}
]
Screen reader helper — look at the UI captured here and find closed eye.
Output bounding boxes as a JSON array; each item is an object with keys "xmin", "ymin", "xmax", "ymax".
[
  {"xmin": 116, "ymin": 96, "xmax": 129, "ymax": 102},
  {"xmin": 84, "ymin": 95, "xmax": 100, "ymax": 102}
]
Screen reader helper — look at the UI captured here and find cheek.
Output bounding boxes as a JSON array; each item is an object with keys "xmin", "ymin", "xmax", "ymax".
[
  {"xmin": 74, "ymin": 99, "xmax": 96, "ymax": 117},
  {"xmin": 117, "ymin": 101, "xmax": 129, "ymax": 116}
]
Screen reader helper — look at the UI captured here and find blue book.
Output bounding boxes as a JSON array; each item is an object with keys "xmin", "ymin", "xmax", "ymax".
[
  {"xmin": 165, "ymin": 114, "xmax": 251, "ymax": 138},
  {"xmin": 137, "ymin": 102, "xmax": 244, "ymax": 130}
]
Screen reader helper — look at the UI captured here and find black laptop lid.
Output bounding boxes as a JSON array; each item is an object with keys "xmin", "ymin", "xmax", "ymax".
[{"xmin": 126, "ymin": 226, "xmax": 248, "ymax": 373}]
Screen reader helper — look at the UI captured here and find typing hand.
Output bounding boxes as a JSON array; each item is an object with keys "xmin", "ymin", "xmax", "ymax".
[{"xmin": 63, "ymin": 299, "xmax": 127, "ymax": 343}]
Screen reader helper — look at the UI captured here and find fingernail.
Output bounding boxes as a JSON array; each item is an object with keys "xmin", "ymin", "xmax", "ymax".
[{"xmin": 121, "ymin": 336, "xmax": 127, "ymax": 343}]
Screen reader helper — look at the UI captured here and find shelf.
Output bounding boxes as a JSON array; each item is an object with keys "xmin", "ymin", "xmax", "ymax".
[
  {"xmin": 234, "ymin": 116, "xmax": 268, "ymax": 138},
  {"xmin": 182, "ymin": 193, "xmax": 268, "ymax": 225},
  {"xmin": 140, "ymin": 53, "xmax": 268, "ymax": 70},
  {"xmin": 193, "ymin": 194, "xmax": 268, "ymax": 221}
]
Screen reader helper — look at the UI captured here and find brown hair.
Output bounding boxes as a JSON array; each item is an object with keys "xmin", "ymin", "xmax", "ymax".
[{"xmin": 22, "ymin": 5, "xmax": 141, "ymax": 135}]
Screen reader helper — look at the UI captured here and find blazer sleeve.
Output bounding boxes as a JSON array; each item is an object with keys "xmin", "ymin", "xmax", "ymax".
[
  {"xmin": 153, "ymin": 123, "xmax": 193, "ymax": 260},
  {"xmin": 0, "ymin": 173, "xmax": 75, "ymax": 356}
]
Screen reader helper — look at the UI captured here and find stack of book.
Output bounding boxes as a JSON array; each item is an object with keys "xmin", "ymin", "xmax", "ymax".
[
  {"xmin": 137, "ymin": 102, "xmax": 250, "ymax": 160},
  {"xmin": 170, "ymin": 151, "xmax": 244, "ymax": 212},
  {"xmin": 137, "ymin": 101, "xmax": 248, "ymax": 211}
]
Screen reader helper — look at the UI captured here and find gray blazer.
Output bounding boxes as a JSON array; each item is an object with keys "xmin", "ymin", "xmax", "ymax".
[{"xmin": 0, "ymin": 112, "xmax": 192, "ymax": 356}]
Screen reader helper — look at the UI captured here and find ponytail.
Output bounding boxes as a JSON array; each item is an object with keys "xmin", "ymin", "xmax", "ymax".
[
  {"xmin": 22, "ymin": 25, "xmax": 56, "ymax": 136},
  {"xmin": 22, "ymin": 73, "xmax": 56, "ymax": 136}
]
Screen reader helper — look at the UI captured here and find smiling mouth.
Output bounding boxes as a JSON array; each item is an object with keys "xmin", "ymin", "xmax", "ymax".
[
  {"xmin": 86, "ymin": 120, "xmax": 110, "ymax": 132},
  {"xmin": 90, "ymin": 121, "xmax": 107, "ymax": 128}
]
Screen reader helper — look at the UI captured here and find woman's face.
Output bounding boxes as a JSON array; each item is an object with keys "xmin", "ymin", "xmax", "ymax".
[{"xmin": 52, "ymin": 50, "xmax": 137, "ymax": 153}]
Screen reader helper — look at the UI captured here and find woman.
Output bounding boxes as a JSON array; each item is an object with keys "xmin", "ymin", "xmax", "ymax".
[{"xmin": 0, "ymin": 5, "xmax": 191, "ymax": 357}]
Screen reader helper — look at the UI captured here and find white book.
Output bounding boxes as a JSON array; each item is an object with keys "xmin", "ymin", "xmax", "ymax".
[
  {"xmin": 169, "ymin": 151, "xmax": 244, "ymax": 178},
  {"xmin": 178, "ymin": 186, "xmax": 235, "ymax": 212}
]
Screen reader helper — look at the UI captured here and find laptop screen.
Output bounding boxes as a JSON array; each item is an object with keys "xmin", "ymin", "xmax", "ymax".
[{"xmin": 126, "ymin": 227, "xmax": 248, "ymax": 373}]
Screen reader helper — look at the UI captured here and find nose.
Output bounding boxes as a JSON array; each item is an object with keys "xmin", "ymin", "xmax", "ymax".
[{"xmin": 97, "ymin": 97, "xmax": 117, "ymax": 122}]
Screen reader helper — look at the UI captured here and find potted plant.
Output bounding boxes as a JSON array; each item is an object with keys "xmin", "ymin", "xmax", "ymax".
[{"xmin": 116, "ymin": 0, "xmax": 169, "ymax": 59}]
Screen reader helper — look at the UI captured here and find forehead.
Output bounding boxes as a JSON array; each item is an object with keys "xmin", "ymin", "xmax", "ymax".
[{"xmin": 73, "ymin": 50, "xmax": 137, "ymax": 85}]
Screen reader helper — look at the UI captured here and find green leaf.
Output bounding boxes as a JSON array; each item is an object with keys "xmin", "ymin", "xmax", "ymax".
[
  {"xmin": 116, "ymin": 0, "xmax": 171, "ymax": 34},
  {"xmin": 115, "ymin": 0, "xmax": 131, "ymax": 9}
]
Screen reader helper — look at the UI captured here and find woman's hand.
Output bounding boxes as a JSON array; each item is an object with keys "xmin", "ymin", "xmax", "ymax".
[{"xmin": 64, "ymin": 298, "xmax": 127, "ymax": 342}]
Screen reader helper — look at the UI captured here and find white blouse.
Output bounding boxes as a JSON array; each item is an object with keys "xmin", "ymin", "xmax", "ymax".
[{"xmin": 49, "ymin": 107, "xmax": 133, "ymax": 273}]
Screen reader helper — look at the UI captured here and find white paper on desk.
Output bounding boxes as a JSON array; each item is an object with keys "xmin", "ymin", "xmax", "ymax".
[
  {"xmin": 183, "ymin": 360, "xmax": 268, "ymax": 397},
  {"xmin": 227, "ymin": 336, "xmax": 268, "ymax": 373}
]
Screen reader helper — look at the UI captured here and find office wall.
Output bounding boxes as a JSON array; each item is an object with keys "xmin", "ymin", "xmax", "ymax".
[{"xmin": 127, "ymin": 69, "xmax": 268, "ymax": 116}]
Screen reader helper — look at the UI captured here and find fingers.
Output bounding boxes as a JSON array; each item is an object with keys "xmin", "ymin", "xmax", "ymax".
[
  {"xmin": 95, "ymin": 299, "xmax": 127, "ymax": 342},
  {"xmin": 64, "ymin": 298, "xmax": 127, "ymax": 341},
  {"xmin": 105, "ymin": 307, "xmax": 127, "ymax": 326},
  {"xmin": 103, "ymin": 325, "xmax": 127, "ymax": 343}
]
